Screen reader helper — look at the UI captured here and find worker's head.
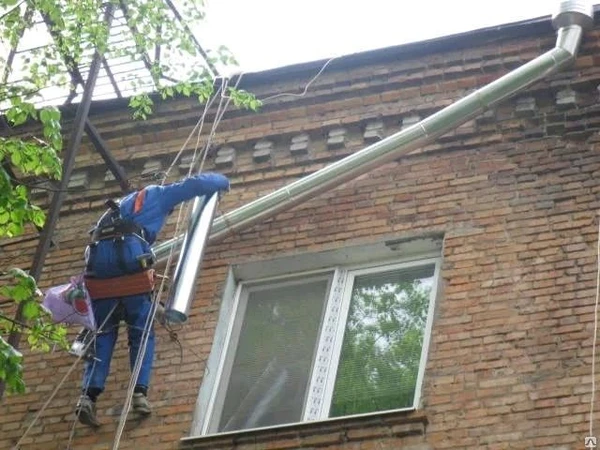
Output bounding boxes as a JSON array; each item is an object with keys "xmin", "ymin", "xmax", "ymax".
[{"xmin": 127, "ymin": 171, "xmax": 167, "ymax": 193}]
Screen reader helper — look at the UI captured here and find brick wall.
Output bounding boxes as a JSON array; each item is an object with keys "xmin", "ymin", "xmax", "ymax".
[{"xmin": 3, "ymin": 16, "xmax": 600, "ymax": 450}]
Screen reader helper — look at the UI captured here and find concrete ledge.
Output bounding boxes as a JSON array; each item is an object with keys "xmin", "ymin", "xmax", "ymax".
[{"xmin": 180, "ymin": 410, "xmax": 428, "ymax": 450}]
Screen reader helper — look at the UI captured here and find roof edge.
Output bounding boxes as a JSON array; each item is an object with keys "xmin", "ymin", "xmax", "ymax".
[
  {"xmin": 236, "ymin": 13, "xmax": 556, "ymax": 87},
  {"xmin": 66, "ymin": 5, "xmax": 600, "ymax": 116},
  {"xmin": 229, "ymin": 4, "xmax": 598, "ymax": 86}
]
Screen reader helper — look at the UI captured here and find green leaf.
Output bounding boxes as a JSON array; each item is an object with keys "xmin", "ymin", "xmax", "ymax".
[
  {"xmin": 11, "ymin": 285, "xmax": 30, "ymax": 302},
  {"xmin": 31, "ymin": 209, "xmax": 45, "ymax": 228},
  {"xmin": 39, "ymin": 108, "xmax": 51, "ymax": 123},
  {"xmin": 10, "ymin": 151, "xmax": 21, "ymax": 166},
  {"xmin": 0, "ymin": 0, "xmax": 247, "ymax": 395},
  {"xmin": 48, "ymin": 108, "xmax": 60, "ymax": 121},
  {"xmin": 22, "ymin": 301, "xmax": 39, "ymax": 320},
  {"xmin": 0, "ymin": 336, "xmax": 25, "ymax": 394}
]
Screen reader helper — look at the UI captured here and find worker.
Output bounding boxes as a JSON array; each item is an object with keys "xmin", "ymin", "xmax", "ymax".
[{"xmin": 75, "ymin": 172, "xmax": 230, "ymax": 427}]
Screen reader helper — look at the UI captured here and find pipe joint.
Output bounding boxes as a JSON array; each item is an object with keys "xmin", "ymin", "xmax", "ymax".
[
  {"xmin": 152, "ymin": 2, "xmax": 592, "ymax": 263},
  {"xmin": 552, "ymin": 1, "xmax": 594, "ymax": 30},
  {"xmin": 555, "ymin": 25, "xmax": 585, "ymax": 57}
]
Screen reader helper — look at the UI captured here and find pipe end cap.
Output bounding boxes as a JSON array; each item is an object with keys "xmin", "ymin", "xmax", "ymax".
[
  {"xmin": 552, "ymin": 1, "xmax": 594, "ymax": 30},
  {"xmin": 164, "ymin": 310, "xmax": 187, "ymax": 324}
]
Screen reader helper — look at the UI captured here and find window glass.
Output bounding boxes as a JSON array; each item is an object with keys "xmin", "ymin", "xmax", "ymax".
[
  {"xmin": 217, "ymin": 277, "xmax": 330, "ymax": 432},
  {"xmin": 201, "ymin": 257, "xmax": 440, "ymax": 436},
  {"xmin": 329, "ymin": 264, "xmax": 435, "ymax": 417}
]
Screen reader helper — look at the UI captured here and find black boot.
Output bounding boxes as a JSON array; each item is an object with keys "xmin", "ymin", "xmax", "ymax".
[{"xmin": 75, "ymin": 394, "xmax": 100, "ymax": 427}]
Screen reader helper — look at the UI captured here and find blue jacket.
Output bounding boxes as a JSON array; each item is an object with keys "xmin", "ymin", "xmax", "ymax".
[{"xmin": 86, "ymin": 173, "xmax": 229, "ymax": 279}]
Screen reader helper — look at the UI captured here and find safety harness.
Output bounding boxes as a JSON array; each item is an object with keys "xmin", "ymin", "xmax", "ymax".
[
  {"xmin": 90, "ymin": 190, "xmax": 146, "ymax": 240},
  {"xmin": 89, "ymin": 219, "xmax": 146, "ymax": 243},
  {"xmin": 85, "ymin": 189, "xmax": 156, "ymax": 299}
]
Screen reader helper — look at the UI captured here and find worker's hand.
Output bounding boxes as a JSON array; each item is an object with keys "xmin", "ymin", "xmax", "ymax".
[{"xmin": 201, "ymin": 172, "xmax": 230, "ymax": 193}]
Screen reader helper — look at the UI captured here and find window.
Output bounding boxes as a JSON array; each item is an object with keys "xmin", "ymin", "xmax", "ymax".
[{"xmin": 198, "ymin": 255, "xmax": 441, "ymax": 435}]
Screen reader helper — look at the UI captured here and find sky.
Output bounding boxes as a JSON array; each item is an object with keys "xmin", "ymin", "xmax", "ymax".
[
  {"xmin": 198, "ymin": 0, "xmax": 578, "ymax": 74},
  {"xmin": 0, "ymin": 0, "xmax": 590, "ymax": 105}
]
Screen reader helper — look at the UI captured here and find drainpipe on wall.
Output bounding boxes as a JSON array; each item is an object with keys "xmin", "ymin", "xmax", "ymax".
[{"xmin": 153, "ymin": 2, "xmax": 593, "ymax": 259}]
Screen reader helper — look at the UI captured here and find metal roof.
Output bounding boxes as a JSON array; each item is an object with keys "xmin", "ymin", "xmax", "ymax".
[{"xmin": 1, "ymin": 0, "xmax": 218, "ymax": 108}]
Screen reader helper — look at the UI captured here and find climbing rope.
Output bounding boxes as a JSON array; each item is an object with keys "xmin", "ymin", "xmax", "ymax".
[
  {"xmin": 111, "ymin": 76, "xmax": 240, "ymax": 449},
  {"xmin": 15, "ymin": 52, "xmax": 333, "ymax": 448},
  {"xmin": 14, "ymin": 76, "xmax": 234, "ymax": 450},
  {"xmin": 161, "ymin": 81, "xmax": 224, "ymax": 181},
  {"xmin": 66, "ymin": 325, "xmax": 104, "ymax": 450},
  {"xmin": 13, "ymin": 302, "xmax": 119, "ymax": 450}
]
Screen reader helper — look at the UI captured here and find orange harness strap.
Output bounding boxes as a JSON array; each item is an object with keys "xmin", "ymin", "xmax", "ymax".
[
  {"xmin": 84, "ymin": 270, "xmax": 155, "ymax": 300},
  {"xmin": 133, "ymin": 188, "xmax": 146, "ymax": 214}
]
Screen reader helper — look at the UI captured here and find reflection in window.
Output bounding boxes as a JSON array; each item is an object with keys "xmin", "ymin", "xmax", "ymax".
[
  {"xmin": 217, "ymin": 277, "xmax": 330, "ymax": 432},
  {"xmin": 204, "ymin": 258, "xmax": 440, "ymax": 435},
  {"xmin": 330, "ymin": 265, "xmax": 435, "ymax": 417}
]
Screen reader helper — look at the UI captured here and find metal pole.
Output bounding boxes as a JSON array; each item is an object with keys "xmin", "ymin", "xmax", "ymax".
[
  {"xmin": 163, "ymin": 0, "xmax": 218, "ymax": 77},
  {"xmin": 118, "ymin": 0, "xmax": 161, "ymax": 88},
  {"xmin": 29, "ymin": 5, "xmax": 114, "ymax": 282},
  {"xmin": 0, "ymin": 3, "xmax": 114, "ymax": 401},
  {"xmin": 1, "ymin": 7, "xmax": 33, "ymax": 84}
]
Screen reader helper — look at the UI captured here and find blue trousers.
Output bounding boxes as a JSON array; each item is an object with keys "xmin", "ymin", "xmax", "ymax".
[{"xmin": 83, "ymin": 293, "xmax": 155, "ymax": 394}]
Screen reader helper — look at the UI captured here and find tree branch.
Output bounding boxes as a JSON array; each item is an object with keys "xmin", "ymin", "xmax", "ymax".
[
  {"xmin": 0, "ymin": 0, "xmax": 27, "ymax": 22},
  {"xmin": 0, "ymin": 312, "xmax": 68, "ymax": 345},
  {"xmin": 0, "ymin": 312, "xmax": 26, "ymax": 330}
]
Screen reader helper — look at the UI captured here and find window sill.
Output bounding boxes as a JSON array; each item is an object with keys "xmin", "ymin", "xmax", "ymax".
[{"xmin": 180, "ymin": 410, "xmax": 428, "ymax": 450}]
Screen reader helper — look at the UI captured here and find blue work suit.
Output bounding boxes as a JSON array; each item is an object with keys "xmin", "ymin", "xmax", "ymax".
[{"xmin": 82, "ymin": 173, "xmax": 229, "ymax": 395}]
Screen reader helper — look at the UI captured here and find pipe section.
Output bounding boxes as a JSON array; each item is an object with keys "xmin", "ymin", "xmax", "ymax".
[
  {"xmin": 153, "ymin": 1, "xmax": 593, "ymax": 263},
  {"xmin": 164, "ymin": 192, "xmax": 220, "ymax": 323}
]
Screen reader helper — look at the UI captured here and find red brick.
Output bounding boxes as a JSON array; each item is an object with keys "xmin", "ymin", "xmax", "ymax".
[{"xmin": 3, "ymin": 19, "xmax": 600, "ymax": 450}]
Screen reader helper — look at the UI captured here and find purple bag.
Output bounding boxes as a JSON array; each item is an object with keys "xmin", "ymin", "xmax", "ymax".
[{"xmin": 42, "ymin": 274, "xmax": 96, "ymax": 331}]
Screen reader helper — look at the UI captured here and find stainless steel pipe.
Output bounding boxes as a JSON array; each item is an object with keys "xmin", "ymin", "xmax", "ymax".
[
  {"xmin": 163, "ymin": 192, "xmax": 220, "ymax": 323},
  {"xmin": 153, "ymin": 1, "xmax": 593, "ymax": 264}
]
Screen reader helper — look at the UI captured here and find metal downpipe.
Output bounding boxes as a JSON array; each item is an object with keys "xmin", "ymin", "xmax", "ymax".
[
  {"xmin": 153, "ymin": 1, "xmax": 594, "ymax": 263},
  {"xmin": 163, "ymin": 192, "xmax": 220, "ymax": 323}
]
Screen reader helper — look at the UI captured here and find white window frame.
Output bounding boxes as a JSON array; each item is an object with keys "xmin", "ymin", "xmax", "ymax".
[
  {"xmin": 196, "ymin": 254, "xmax": 441, "ymax": 435},
  {"xmin": 318, "ymin": 258, "xmax": 441, "ymax": 418},
  {"xmin": 202, "ymin": 269, "xmax": 335, "ymax": 435}
]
